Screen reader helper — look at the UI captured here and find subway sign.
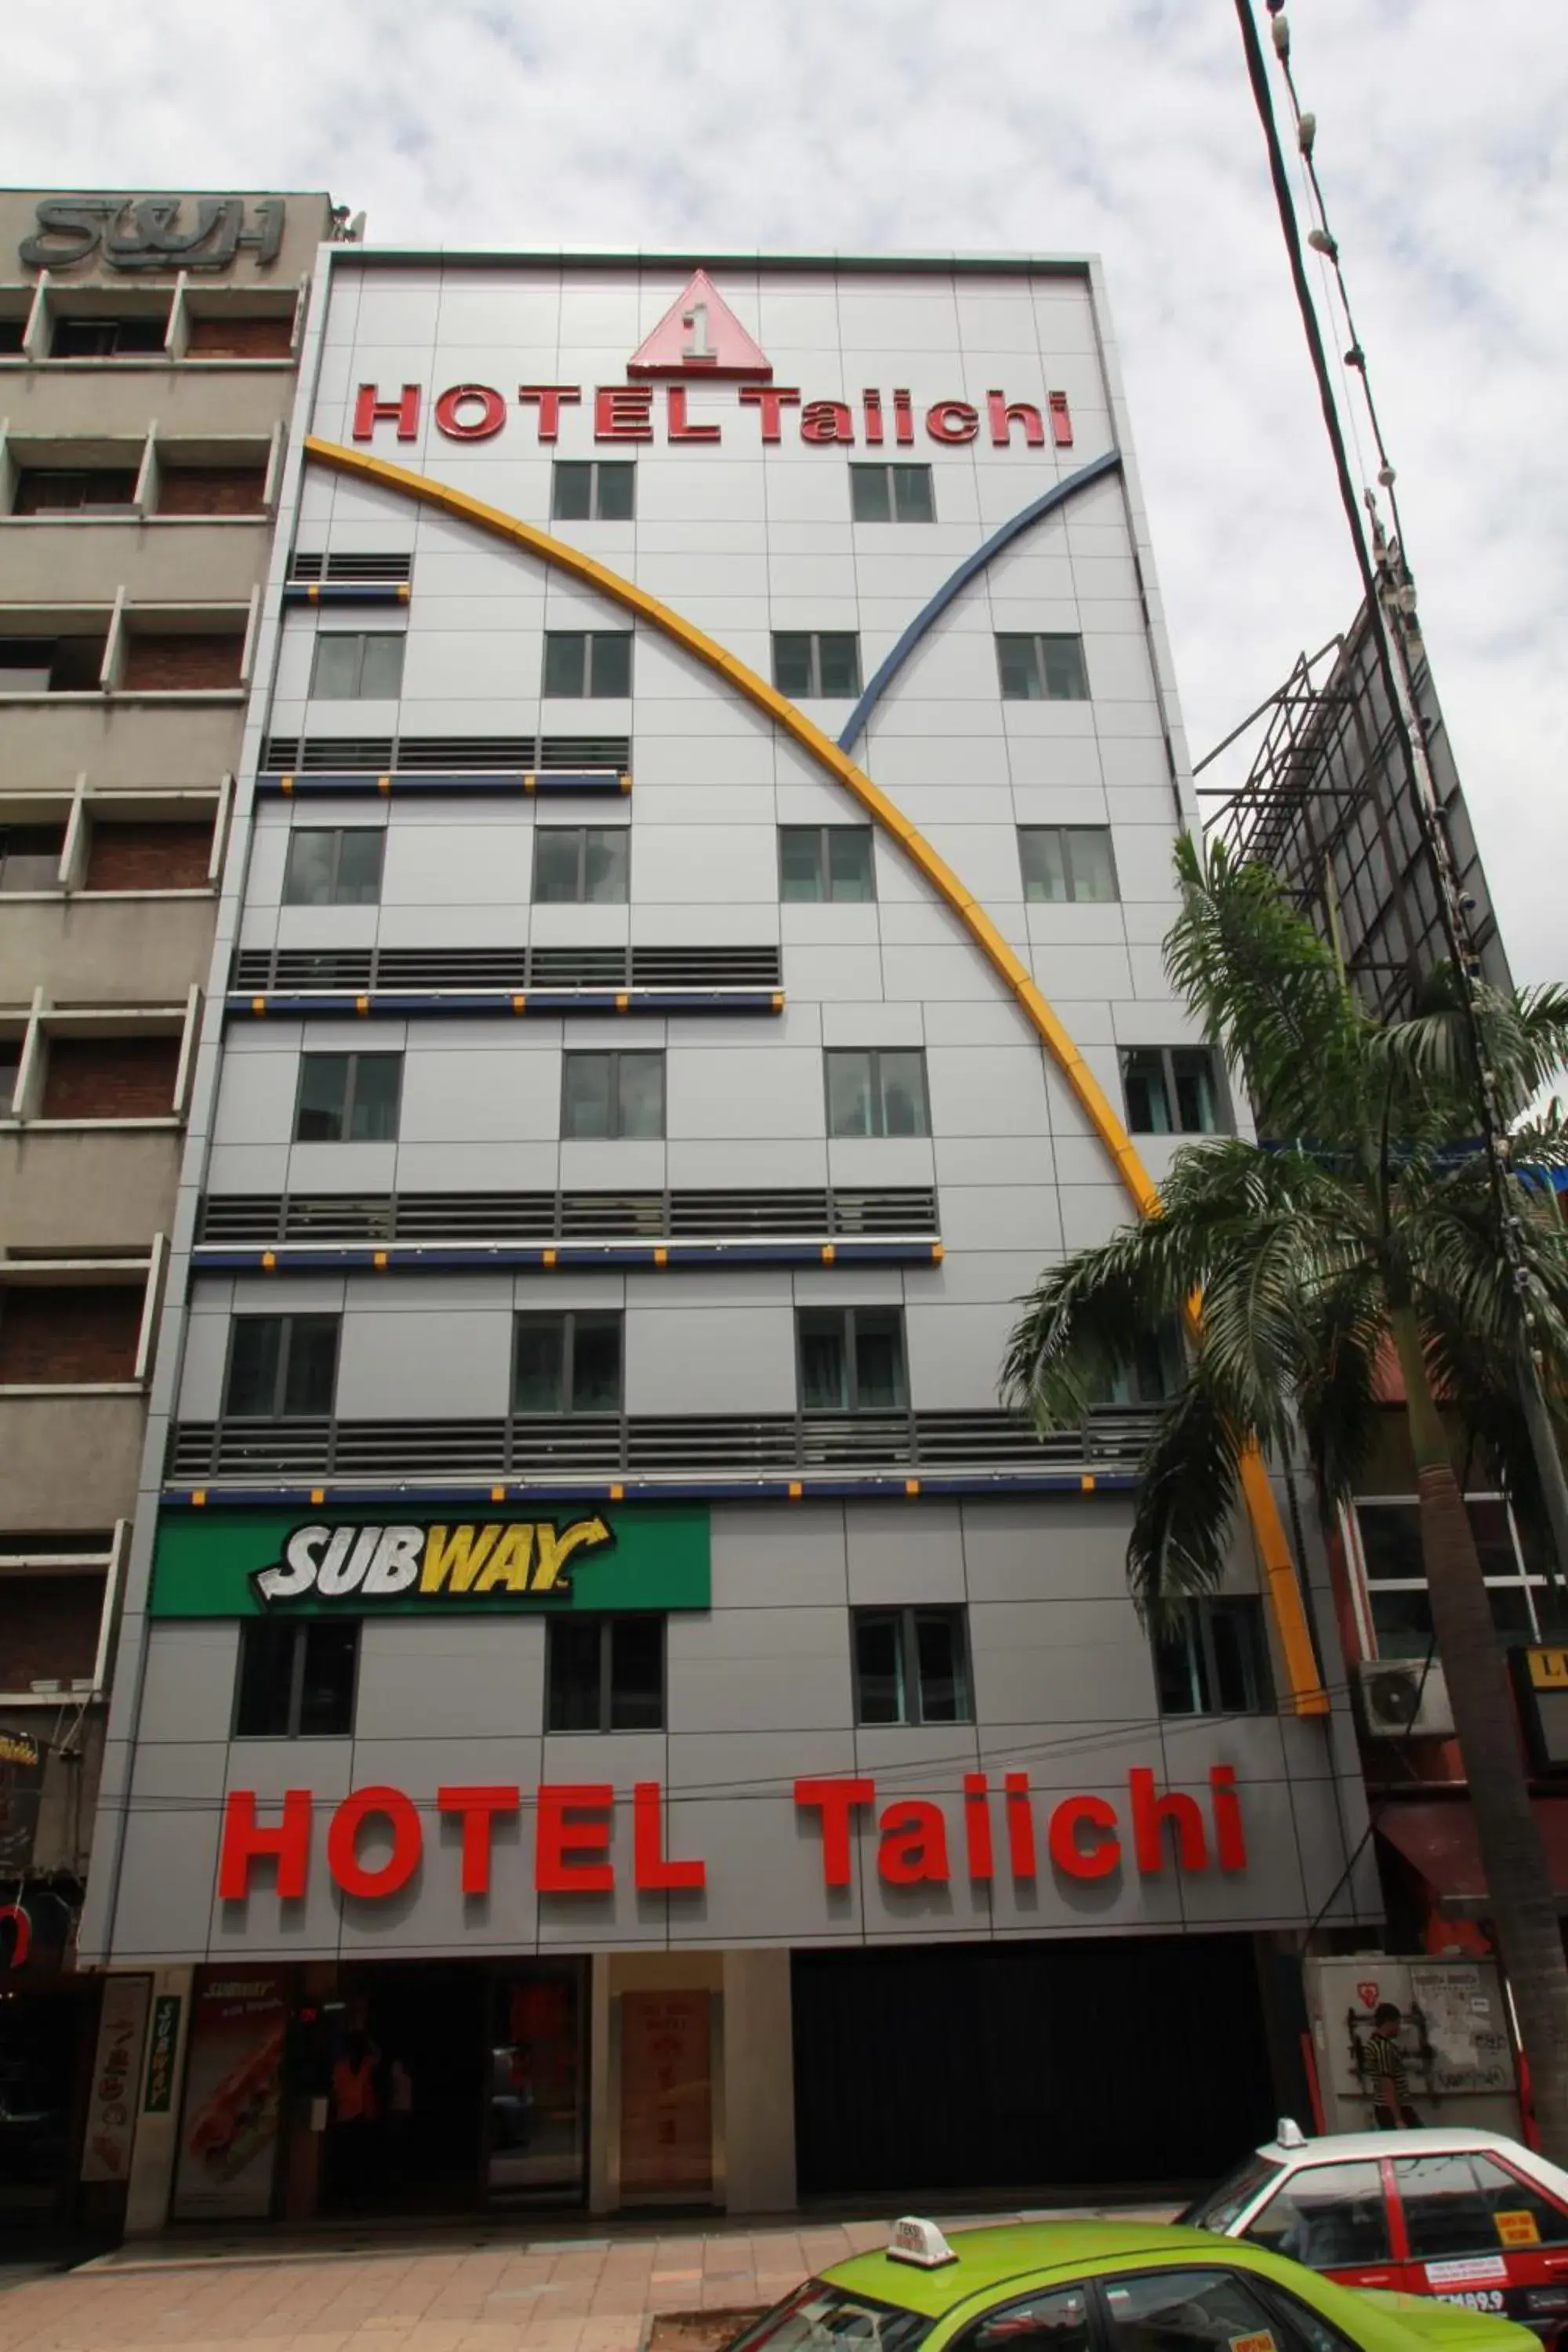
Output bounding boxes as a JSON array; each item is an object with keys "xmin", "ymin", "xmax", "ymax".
[{"xmin": 149, "ymin": 1504, "xmax": 709, "ymax": 1617}]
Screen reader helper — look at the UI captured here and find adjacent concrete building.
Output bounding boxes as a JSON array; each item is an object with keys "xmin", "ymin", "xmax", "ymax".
[
  {"xmin": 0, "ymin": 187, "xmax": 340, "ymax": 2235},
  {"xmin": 78, "ymin": 245, "xmax": 1379, "ymax": 2230}
]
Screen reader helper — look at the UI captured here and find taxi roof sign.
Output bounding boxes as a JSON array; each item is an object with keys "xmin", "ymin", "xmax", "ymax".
[{"xmin": 887, "ymin": 2217, "xmax": 958, "ymax": 2268}]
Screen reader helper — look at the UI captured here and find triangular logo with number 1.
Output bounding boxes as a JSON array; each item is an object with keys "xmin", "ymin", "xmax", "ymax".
[{"xmin": 627, "ymin": 270, "xmax": 772, "ymax": 380}]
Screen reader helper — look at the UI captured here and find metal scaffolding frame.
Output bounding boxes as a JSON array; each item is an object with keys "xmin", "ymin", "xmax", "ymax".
[{"xmin": 1196, "ymin": 595, "xmax": 1510, "ymax": 1022}]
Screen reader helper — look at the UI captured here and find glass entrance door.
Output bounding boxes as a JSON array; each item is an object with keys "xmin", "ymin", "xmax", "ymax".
[{"xmin": 485, "ymin": 1962, "xmax": 587, "ymax": 2203}]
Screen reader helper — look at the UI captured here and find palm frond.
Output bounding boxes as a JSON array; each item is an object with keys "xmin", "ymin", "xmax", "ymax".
[
  {"xmin": 1293, "ymin": 1266, "xmax": 1387, "ymax": 1520},
  {"xmin": 1126, "ymin": 1367, "xmax": 1247, "ymax": 1628},
  {"xmin": 1163, "ymin": 834, "xmax": 1370, "ymax": 1142}
]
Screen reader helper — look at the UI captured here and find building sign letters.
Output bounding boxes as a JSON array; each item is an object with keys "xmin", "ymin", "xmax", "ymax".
[
  {"xmin": 150, "ymin": 1502, "xmax": 710, "ymax": 1617},
  {"xmin": 253, "ymin": 1515, "xmax": 612, "ymax": 1606},
  {"xmin": 216, "ymin": 1766, "xmax": 1246, "ymax": 1908},
  {"xmin": 20, "ymin": 196, "xmax": 285, "ymax": 274},
  {"xmin": 352, "ymin": 379, "xmax": 1076, "ymax": 452}
]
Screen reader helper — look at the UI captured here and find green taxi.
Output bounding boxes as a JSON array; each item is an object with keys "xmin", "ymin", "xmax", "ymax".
[{"xmin": 727, "ymin": 2217, "xmax": 1537, "ymax": 2352}]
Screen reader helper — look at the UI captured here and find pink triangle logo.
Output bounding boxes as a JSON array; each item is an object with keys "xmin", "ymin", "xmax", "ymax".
[{"xmin": 627, "ymin": 270, "xmax": 772, "ymax": 380}]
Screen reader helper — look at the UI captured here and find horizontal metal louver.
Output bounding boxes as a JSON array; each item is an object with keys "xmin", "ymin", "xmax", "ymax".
[
  {"xmin": 630, "ymin": 945, "xmax": 780, "ymax": 987},
  {"xmin": 538, "ymin": 737, "xmax": 630, "ymax": 771},
  {"xmin": 195, "ymin": 1185, "xmax": 940, "ymax": 1246},
  {"xmin": 168, "ymin": 1406, "xmax": 1152, "ymax": 1483},
  {"xmin": 528, "ymin": 947, "xmax": 629, "ymax": 989},
  {"xmin": 233, "ymin": 949, "xmax": 374, "ymax": 990},
  {"xmin": 372, "ymin": 947, "xmax": 530, "ymax": 989},
  {"xmin": 395, "ymin": 737, "xmax": 534, "ymax": 770},
  {"xmin": 258, "ymin": 733, "xmax": 631, "ymax": 778},
  {"xmin": 289, "ymin": 552, "xmax": 414, "ymax": 583},
  {"xmin": 233, "ymin": 943, "xmax": 782, "ymax": 992}
]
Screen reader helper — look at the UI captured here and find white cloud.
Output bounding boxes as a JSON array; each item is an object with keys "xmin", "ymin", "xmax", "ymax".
[{"xmin": 6, "ymin": 0, "xmax": 1564, "ymax": 978}]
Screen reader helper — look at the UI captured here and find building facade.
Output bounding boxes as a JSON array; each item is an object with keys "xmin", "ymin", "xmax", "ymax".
[
  {"xmin": 79, "ymin": 248, "xmax": 1379, "ymax": 2227},
  {"xmin": 0, "ymin": 187, "xmax": 340, "ymax": 2234}
]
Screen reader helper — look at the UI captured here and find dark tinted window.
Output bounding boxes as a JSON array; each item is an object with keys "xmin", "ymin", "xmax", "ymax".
[
  {"xmin": 546, "ymin": 1615, "xmax": 665, "ymax": 1732},
  {"xmin": 1102, "ymin": 2270, "xmax": 1287, "ymax": 2352},
  {"xmin": 852, "ymin": 1607, "xmax": 971, "ymax": 1726},
  {"xmin": 224, "ymin": 1314, "xmax": 339, "ymax": 1417},
  {"xmin": 514, "ymin": 1312, "xmax": 622, "ymax": 1414},
  {"xmin": 1242, "ymin": 2160, "xmax": 1391, "ymax": 2266},
  {"xmin": 235, "ymin": 1619, "xmax": 357, "ymax": 1737},
  {"xmin": 1395, "ymin": 2151, "xmax": 1568, "ymax": 2258},
  {"xmin": 963, "ymin": 2286, "xmax": 1091, "ymax": 2352}
]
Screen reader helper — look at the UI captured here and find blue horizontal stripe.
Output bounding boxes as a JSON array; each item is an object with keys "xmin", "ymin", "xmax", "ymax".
[
  {"xmin": 191, "ymin": 1237, "xmax": 940, "ymax": 1273},
  {"xmin": 227, "ymin": 989, "xmax": 782, "ymax": 1018},
  {"xmin": 162, "ymin": 1469, "xmax": 1132, "ymax": 1509}
]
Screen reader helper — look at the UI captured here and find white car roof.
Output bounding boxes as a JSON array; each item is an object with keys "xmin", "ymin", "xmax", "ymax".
[{"xmin": 1261, "ymin": 2129, "xmax": 1527, "ymax": 2163}]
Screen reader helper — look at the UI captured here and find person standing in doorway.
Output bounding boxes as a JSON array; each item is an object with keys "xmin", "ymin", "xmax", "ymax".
[
  {"xmin": 384, "ymin": 2055, "xmax": 413, "ymax": 2192},
  {"xmin": 1363, "ymin": 2002, "xmax": 1422, "ymax": 2129},
  {"xmin": 331, "ymin": 2031, "xmax": 381, "ymax": 2204}
]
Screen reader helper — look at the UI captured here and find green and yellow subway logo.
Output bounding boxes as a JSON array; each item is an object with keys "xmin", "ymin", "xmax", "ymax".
[{"xmin": 251, "ymin": 1517, "xmax": 612, "ymax": 1607}]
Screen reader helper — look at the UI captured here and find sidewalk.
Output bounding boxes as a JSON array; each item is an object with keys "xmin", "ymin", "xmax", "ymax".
[{"xmin": 0, "ymin": 2204, "xmax": 1181, "ymax": 2352}]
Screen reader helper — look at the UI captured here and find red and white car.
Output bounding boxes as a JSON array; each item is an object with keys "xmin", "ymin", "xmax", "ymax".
[{"xmin": 1186, "ymin": 2126, "xmax": 1568, "ymax": 2339}]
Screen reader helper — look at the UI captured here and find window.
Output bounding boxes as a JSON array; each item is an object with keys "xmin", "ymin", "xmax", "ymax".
[
  {"xmin": 546, "ymin": 1616, "xmax": 664, "ymax": 1732},
  {"xmin": 1393, "ymin": 2151, "xmax": 1568, "ymax": 2259},
  {"xmin": 534, "ymin": 826, "xmax": 630, "ymax": 904},
  {"xmin": 0, "ymin": 636, "xmax": 105, "ymax": 691},
  {"xmin": 772, "ymin": 632, "xmax": 862, "ymax": 699},
  {"xmin": 281, "ymin": 827, "xmax": 385, "ymax": 907},
  {"xmin": 552, "ymin": 461, "xmax": 636, "ymax": 522},
  {"xmin": 309, "ymin": 632, "xmax": 405, "ymax": 700},
  {"xmin": 542, "ymin": 631, "xmax": 633, "ymax": 699},
  {"xmin": 234, "ymin": 1619, "xmax": 358, "ymax": 1738},
  {"xmin": 996, "ymin": 633, "xmax": 1090, "ymax": 701},
  {"xmin": 1104, "ymin": 1329, "xmax": 1183, "ymax": 1406},
  {"xmin": 562, "ymin": 1051, "xmax": 665, "ymax": 1140},
  {"xmin": 1121, "ymin": 1046, "xmax": 1222, "ymax": 1135},
  {"xmin": 797, "ymin": 1306, "xmax": 907, "ymax": 1413},
  {"xmin": 50, "ymin": 314, "xmax": 166, "ymax": 359},
  {"xmin": 1240, "ymin": 2160, "xmax": 1392, "ymax": 2267},
  {"xmin": 1356, "ymin": 1497, "xmax": 1549, "ymax": 1656},
  {"xmin": 1156, "ymin": 1599, "xmax": 1271, "ymax": 1717},
  {"xmin": 1018, "ymin": 826, "xmax": 1120, "ymax": 904},
  {"xmin": 960, "ymin": 2286, "xmax": 1091, "ymax": 2352},
  {"xmin": 779, "ymin": 826, "xmax": 875, "ymax": 904},
  {"xmin": 513, "ymin": 1312, "xmax": 623, "ymax": 1415},
  {"xmin": 826, "ymin": 1047, "xmax": 930, "ymax": 1138},
  {"xmin": 852, "ymin": 1607, "xmax": 971, "ymax": 1726},
  {"xmin": 1102, "ymin": 2271, "xmax": 1288, "ymax": 2352},
  {"xmin": 849, "ymin": 464, "xmax": 935, "ymax": 524},
  {"xmin": 730, "ymin": 2285, "xmax": 935, "ymax": 2352},
  {"xmin": 13, "ymin": 468, "xmax": 140, "ymax": 516},
  {"xmin": 0, "ymin": 1041, "xmax": 19, "ymax": 1111},
  {"xmin": 223, "ymin": 1315, "xmax": 339, "ymax": 1419},
  {"xmin": 294, "ymin": 1052, "xmax": 402, "ymax": 1144},
  {"xmin": 0, "ymin": 825, "xmax": 65, "ymax": 892}
]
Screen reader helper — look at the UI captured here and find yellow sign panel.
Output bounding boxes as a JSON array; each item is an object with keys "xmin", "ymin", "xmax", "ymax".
[
  {"xmin": 1527, "ymin": 1649, "xmax": 1568, "ymax": 1690},
  {"xmin": 1496, "ymin": 2210, "xmax": 1541, "ymax": 2247}
]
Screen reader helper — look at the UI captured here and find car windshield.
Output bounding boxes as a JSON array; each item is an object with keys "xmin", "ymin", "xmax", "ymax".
[
  {"xmin": 727, "ymin": 2281, "xmax": 935, "ymax": 2352},
  {"xmin": 1182, "ymin": 2153, "xmax": 1285, "ymax": 2233}
]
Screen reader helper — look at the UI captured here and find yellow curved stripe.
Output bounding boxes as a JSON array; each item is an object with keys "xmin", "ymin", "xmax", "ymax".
[{"xmin": 303, "ymin": 434, "xmax": 1328, "ymax": 1718}]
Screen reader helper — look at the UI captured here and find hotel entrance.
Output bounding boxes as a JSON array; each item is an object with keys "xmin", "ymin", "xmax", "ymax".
[{"xmin": 318, "ymin": 1957, "xmax": 588, "ymax": 2214}]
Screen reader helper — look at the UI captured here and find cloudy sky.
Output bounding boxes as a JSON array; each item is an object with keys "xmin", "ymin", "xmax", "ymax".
[{"xmin": 8, "ymin": 0, "xmax": 1564, "ymax": 981}]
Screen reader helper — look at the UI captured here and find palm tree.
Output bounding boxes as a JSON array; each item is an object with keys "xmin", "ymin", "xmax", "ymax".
[{"xmin": 1003, "ymin": 833, "xmax": 1568, "ymax": 2157}]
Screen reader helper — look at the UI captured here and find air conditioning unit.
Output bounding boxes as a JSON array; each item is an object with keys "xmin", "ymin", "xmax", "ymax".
[{"xmin": 1356, "ymin": 1657, "xmax": 1454, "ymax": 1739}]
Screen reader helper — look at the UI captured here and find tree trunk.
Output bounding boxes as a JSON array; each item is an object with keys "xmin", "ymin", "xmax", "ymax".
[{"xmin": 1390, "ymin": 1305, "xmax": 1568, "ymax": 2161}]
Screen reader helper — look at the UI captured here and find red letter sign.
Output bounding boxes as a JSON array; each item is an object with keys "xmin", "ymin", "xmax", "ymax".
[
  {"xmin": 437, "ymin": 1784, "xmax": 520, "ymax": 1896},
  {"xmin": 327, "ymin": 1786, "xmax": 423, "ymax": 1899},
  {"xmin": 739, "ymin": 386, "xmax": 801, "ymax": 443},
  {"xmin": 666, "ymin": 387, "xmax": 720, "ymax": 443},
  {"xmin": 1210, "ymin": 1765, "xmax": 1247, "ymax": 1871},
  {"xmin": 434, "ymin": 383, "xmax": 506, "ymax": 441},
  {"xmin": 535, "ymin": 1784, "xmax": 615, "ymax": 1892},
  {"xmin": 352, "ymin": 383, "xmax": 420, "ymax": 443},
  {"xmin": 794, "ymin": 1777, "xmax": 875, "ymax": 1887},
  {"xmin": 878, "ymin": 1799, "xmax": 949, "ymax": 1885},
  {"xmin": 1129, "ymin": 1768, "xmax": 1208, "ymax": 1873},
  {"xmin": 1047, "ymin": 1794, "xmax": 1120, "ymax": 1880},
  {"xmin": 986, "ymin": 390, "xmax": 1044, "ymax": 448},
  {"xmin": 594, "ymin": 387, "xmax": 653, "ymax": 442},
  {"xmin": 926, "ymin": 399, "xmax": 979, "ymax": 445},
  {"xmin": 633, "ymin": 1782, "xmax": 706, "ymax": 1891},
  {"xmin": 517, "ymin": 384, "xmax": 581, "ymax": 442},
  {"xmin": 218, "ymin": 1789, "xmax": 312, "ymax": 1900}
]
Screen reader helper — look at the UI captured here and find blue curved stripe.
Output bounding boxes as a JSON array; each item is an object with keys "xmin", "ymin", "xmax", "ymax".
[{"xmin": 836, "ymin": 446, "xmax": 1123, "ymax": 753}]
